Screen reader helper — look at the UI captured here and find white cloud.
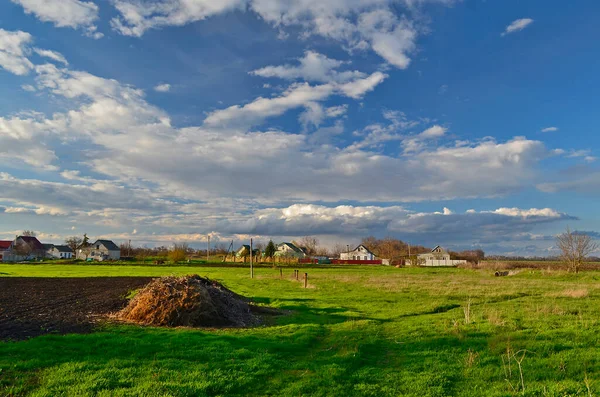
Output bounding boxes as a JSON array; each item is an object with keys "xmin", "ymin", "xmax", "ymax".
[
  {"xmin": 205, "ymin": 72, "xmax": 386, "ymax": 127},
  {"xmin": 110, "ymin": 0, "xmax": 248, "ymax": 37},
  {"xmin": 154, "ymin": 83, "xmax": 171, "ymax": 92},
  {"xmin": 490, "ymin": 207, "xmax": 564, "ymax": 218},
  {"xmin": 419, "ymin": 125, "xmax": 446, "ymax": 138},
  {"xmin": 11, "ymin": 0, "xmax": 101, "ymax": 37},
  {"xmin": 250, "ymin": 50, "xmax": 365, "ymax": 83},
  {"xmin": 110, "ymin": 0, "xmax": 455, "ymax": 68},
  {"xmin": 33, "ymin": 48, "xmax": 68, "ymax": 65},
  {"xmin": 0, "ymin": 29, "xmax": 34, "ymax": 75},
  {"xmin": 541, "ymin": 126, "xmax": 558, "ymax": 132},
  {"xmin": 502, "ymin": 18, "xmax": 534, "ymax": 36}
]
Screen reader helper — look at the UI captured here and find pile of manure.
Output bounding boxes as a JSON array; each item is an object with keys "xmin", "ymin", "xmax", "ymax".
[{"xmin": 117, "ymin": 275, "xmax": 261, "ymax": 327}]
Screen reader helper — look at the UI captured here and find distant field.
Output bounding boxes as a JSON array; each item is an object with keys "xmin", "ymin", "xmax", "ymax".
[
  {"xmin": 1, "ymin": 264, "xmax": 599, "ymax": 396},
  {"xmin": 478, "ymin": 259, "xmax": 600, "ymax": 271}
]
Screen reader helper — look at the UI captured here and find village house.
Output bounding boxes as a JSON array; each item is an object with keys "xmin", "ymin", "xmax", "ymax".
[
  {"xmin": 0, "ymin": 240, "xmax": 12, "ymax": 262},
  {"xmin": 340, "ymin": 245, "xmax": 376, "ymax": 261},
  {"xmin": 275, "ymin": 242, "xmax": 306, "ymax": 258},
  {"xmin": 0, "ymin": 236, "xmax": 45, "ymax": 261},
  {"xmin": 78, "ymin": 239, "xmax": 121, "ymax": 261},
  {"xmin": 235, "ymin": 245, "xmax": 260, "ymax": 260},
  {"xmin": 413, "ymin": 246, "xmax": 466, "ymax": 267},
  {"xmin": 44, "ymin": 244, "xmax": 74, "ymax": 259}
]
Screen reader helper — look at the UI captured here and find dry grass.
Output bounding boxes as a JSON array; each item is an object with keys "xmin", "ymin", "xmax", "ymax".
[
  {"xmin": 117, "ymin": 275, "xmax": 260, "ymax": 327},
  {"xmin": 556, "ymin": 288, "xmax": 589, "ymax": 298}
]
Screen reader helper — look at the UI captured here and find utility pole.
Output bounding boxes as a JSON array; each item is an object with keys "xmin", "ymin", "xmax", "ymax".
[
  {"xmin": 250, "ymin": 238, "xmax": 254, "ymax": 279},
  {"xmin": 346, "ymin": 244, "xmax": 349, "ymax": 261},
  {"xmin": 128, "ymin": 239, "xmax": 131, "ymax": 257},
  {"xmin": 207, "ymin": 234, "xmax": 210, "ymax": 262}
]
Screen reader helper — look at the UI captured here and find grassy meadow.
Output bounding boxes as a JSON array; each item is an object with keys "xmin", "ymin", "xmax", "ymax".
[{"xmin": 1, "ymin": 264, "xmax": 600, "ymax": 396}]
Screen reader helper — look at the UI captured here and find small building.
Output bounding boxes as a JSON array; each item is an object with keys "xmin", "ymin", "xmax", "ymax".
[
  {"xmin": 45, "ymin": 244, "xmax": 74, "ymax": 259},
  {"xmin": 0, "ymin": 240, "xmax": 12, "ymax": 262},
  {"xmin": 235, "ymin": 245, "xmax": 260, "ymax": 259},
  {"xmin": 274, "ymin": 242, "xmax": 306, "ymax": 258},
  {"xmin": 78, "ymin": 239, "xmax": 120, "ymax": 261},
  {"xmin": 340, "ymin": 245, "xmax": 376, "ymax": 261}
]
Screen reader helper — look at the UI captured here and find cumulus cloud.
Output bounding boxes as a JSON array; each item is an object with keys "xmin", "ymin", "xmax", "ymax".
[
  {"xmin": 0, "ymin": 29, "xmax": 34, "ymax": 75},
  {"xmin": 1, "ymin": 30, "xmax": 586, "ymax": 255},
  {"xmin": 110, "ymin": 0, "xmax": 247, "ymax": 37},
  {"xmin": 419, "ymin": 125, "xmax": 446, "ymax": 138},
  {"xmin": 109, "ymin": 0, "xmax": 454, "ymax": 68},
  {"xmin": 11, "ymin": 0, "xmax": 102, "ymax": 38},
  {"xmin": 501, "ymin": 18, "xmax": 534, "ymax": 36},
  {"xmin": 251, "ymin": 51, "xmax": 365, "ymax": 83}
]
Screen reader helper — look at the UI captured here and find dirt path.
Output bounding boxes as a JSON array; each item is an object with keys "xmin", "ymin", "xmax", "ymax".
[{"xmin": 0, "ymin": 277, "xmax": 153, "ymax": 341}]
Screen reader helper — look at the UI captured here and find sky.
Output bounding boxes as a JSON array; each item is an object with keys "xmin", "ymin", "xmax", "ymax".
[{"xmin": 0, "ymin": 0, "xmax": 599, "ymax": 256}]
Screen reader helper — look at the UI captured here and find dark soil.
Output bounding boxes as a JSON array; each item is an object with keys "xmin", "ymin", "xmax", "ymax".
[{"xmin": 0, "ymin": 277, "xmax": 153, "ymax": 341}]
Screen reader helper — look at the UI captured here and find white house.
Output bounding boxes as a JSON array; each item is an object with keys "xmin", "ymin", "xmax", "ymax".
[
  {"xmin": 45, "ymin": 244, "xmax": 74, "ymax": 259},
  {"xmin": 78, "ymin": 239, "xmax": 121, "ymax": 261},
  {"xmin": 274, "ymin": 242, "xmax": 306, "ymax": 258},
  {"xmin": 412, "ymin": 246, "xmax": 466, "ymax": 267},
  {"xmin": 340, "ymin": 245, "xmax": 376, "ymax": 261}
]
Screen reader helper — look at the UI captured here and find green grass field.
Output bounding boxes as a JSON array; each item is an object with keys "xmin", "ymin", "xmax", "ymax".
[{"xmin": 1, "ymin": 264, "xmax": 600, "ymax": 396}]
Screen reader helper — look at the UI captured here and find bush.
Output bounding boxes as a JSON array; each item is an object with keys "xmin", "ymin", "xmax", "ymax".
[{"xmin": 168, "ymin": 243, "xmax": 188, "ymax": 263}]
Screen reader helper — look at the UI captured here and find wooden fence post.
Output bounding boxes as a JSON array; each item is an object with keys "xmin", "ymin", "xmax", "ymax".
[
  {"xmin": 279, "ymin": 267, "xmax": 283, "ymax": 279},
  {"xmin": 304, "ymin": 273, "xmax": 308, "ymax": 288}
]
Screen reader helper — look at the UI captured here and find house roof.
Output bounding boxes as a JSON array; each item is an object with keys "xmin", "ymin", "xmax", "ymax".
[
  {"xmin": 352, "ymin": 244, "xmax": 375, "ymax": 256},
  {"xmin": 278, "ymin": 242, "xmax": 303, "ymax": 253},
  {"xmin": 0, "ymin": 240, "xmax": 12, "ymax": 250},
  {"xmin": 237, "ymin": 245, "xmax": 250, "ymax": 254},
  {"xmin": 54, "ymin": 245, "xmax": 73, "ymax": 253},
  {"xmin": 18, "ymin": 236, "xmax": 44, "ymax": 250},
  {"xmin": 93, "ymin": 239, "xmax": 120, "ymax": 251},
  {"xmin": 43, "ymin": 243, "xmax": 54, "ymax": 250},
  {"xmin": 431, "ymin": 245, "xmax": 446, "ymax": 253}
]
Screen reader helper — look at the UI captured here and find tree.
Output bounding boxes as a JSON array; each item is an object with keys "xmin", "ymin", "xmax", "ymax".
[
  {"xmin": 13, "ymin": 240, "xmax": 33, "ymax": 258},
  {"xmin": 22, "ymin": 230, "xmax": 36, "ymax": 237},
  {"xmin": 168, "ymin": 243, "xmax": 188, "ymax": 263},
  {"xmin": 265, "ymin": 240, "xmax": 277, "ymax": 261},
  {"xmin": 298, "ymin": 236, "xmax": 319, "ymax": 256},
  {"xmin": 407, "ymin": 255, "xmax": 425, "ymax": 267},
  {"xmin": 556, "ymin": 227, "xmax": 599, "ymax": 273},
  {"xmin": 65, "ymin": 236, "xmax": 83, "ymax": 252},
  {"xmin": 330, "ymin": 243, "xmax": 346, "ymax": 257},
  {"xmin": 82, "ymin": 233, "xmax": 90, "ymax": 247}
]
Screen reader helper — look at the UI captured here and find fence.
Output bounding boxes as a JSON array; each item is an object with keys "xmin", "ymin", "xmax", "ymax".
[{"xmin": 419, "ymin": 259, "xmax": 466, "ymax": 267}]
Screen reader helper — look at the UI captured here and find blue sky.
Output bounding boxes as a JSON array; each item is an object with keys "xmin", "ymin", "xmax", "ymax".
[{"xmin": 0, "ymin": 0, "xmax": 599, "ymax": 255}]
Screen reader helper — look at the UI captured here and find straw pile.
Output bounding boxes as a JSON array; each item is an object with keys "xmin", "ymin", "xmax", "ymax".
[{"xmin": 118, "ymin": 275, "xmax": 259, "ymax": 327}]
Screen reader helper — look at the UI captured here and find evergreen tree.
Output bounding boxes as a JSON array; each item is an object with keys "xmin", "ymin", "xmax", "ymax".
[{"xmin": 264, "ymin": 240, "xmax": 276, "ymax": 260}]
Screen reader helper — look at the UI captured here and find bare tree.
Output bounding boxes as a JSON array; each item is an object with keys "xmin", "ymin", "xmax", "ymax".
[
  {"xmin": 12, "ymin": 240, "xmax": 32, "ymax": 258},
  {"xmin": 298, "ymin": 236, "xmax": 319, "ymax": 256},
  {"xmin": 65, "ymin": 236, "xmax": 83, "ymax": 252},
  {"xmin": 330, "ymin": 243, "xmax": 346, "ymax": 258},
  {"xmin": 22, "ymin": 230, "xmax": 36, "ymax": 237},
  {"xmin": 556, "ymin": 227, "xmax": 599, "ymax": 273}
]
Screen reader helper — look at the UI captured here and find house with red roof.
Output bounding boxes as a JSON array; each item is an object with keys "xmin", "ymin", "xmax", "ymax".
[{"xmin": 0, "ymin": 240, "xmax": 12, "ymax": 262}]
